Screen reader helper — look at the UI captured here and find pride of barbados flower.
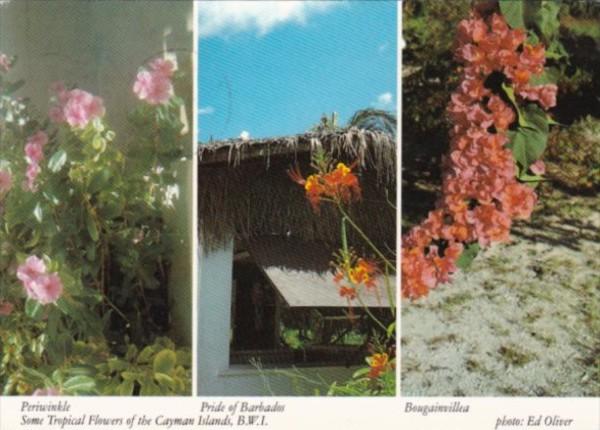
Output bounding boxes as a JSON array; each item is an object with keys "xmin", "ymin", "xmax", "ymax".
[
  {"xmin": 289, "ymin": 161, "xmax": 361, "ymax": 211},
  {"xmin": 402, "ymin": 12, "xmax": 556, "ymax": 299},
  {"xmin": 133, "ymin": 57, "xmax": 175, "ymax": 105},
  {"xmin": 16, "ymin": 256, "xmax": 63, "ymax": 305}
]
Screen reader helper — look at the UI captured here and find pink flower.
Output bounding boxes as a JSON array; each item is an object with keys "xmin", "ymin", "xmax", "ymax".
[
  {"xmin": 63, "ymin": 89, "xmax": 105, "ymax": 128},
  {"xmin": 16, "ymin": 256, "xmax": 64, "ymax": 304},
  {"xmin": 149, "ymin": 58, "xmax": 175, "ymax": 78},
  {"xmin": 33, "ymin": 388, "xmax": 60, "ymax": 396},
  {"xmin": 530, "ymin": 160, "xmax": 545, "ymax": 175},
  {"xmin": 24, "ymin": 163, "xmax": 41, "ymax": 192},
  {"xmin": 0, "ymin": 169, "xmax": 12, "ymax": 194},
  {"xmin": 539, "ymin": 84, "xmax": 557, "ymax": 110},
  {"xmin": 133, "ymin": 69, "xmax": 173, "ymax": 105},
  {"xmin": 28, "ymin": 273, "xmax": 63, "ymax": 304},
  {"xmin": 25, "ymin": 143, "xmax": 44, "ymax": 164},
  {"xmin": 28, "ymin": 131, "xmax": 49, "ymax": 148},
  {"xmin": 0, "ymin": 53, "xmax": 11, "ymax": 72},
  {"xmin": 17, "ymin": 256, "xmax": 47, "ymax": 285},
  {"xmin": 0, "ymin": 301, "xmax": 14, "ymax": 316}
]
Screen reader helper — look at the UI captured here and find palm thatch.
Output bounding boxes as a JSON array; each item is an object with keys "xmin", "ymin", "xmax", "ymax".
[{"xmin": 198, "ymin": 128, "xmax": 396, "ymax": 255}]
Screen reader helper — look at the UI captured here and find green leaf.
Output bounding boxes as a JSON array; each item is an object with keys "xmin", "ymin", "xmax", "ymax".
[
  {"xmin": 456, "ymin": 242, "xmax": 480, "ymax": 271},
  {"xmin": 535, "ymin": 1, "xmax": 561, "ymax": 40},
  {"xmin": 25, "ymin": 298, "xmax": 44, "ymax": 320},
  {"xmin": 88, "ymin": 168, "xmax": 112, "ymax": 193},
  {"xmin": 501, "ymin": 84, "xmax": 526, "ymax": 127},
  {"xmin": 85, "ymin": 211, "xmax": 99, "ymax": 242},
  {"xmin": 118, "ymin": 380, "xmax": 134, "ymax": 396},
  {"xmin": 500, "ymin": 0, "xmax": 525, "ymax": 29},
  {"xmin": 507, "ymin": 104, "xmax": 550, "ymax": 168},
  {"xmin": 47, "ymin": 150, "xmax": 67, "ymax": 173},
  {"xmin": 137, "ymin": 346, "xmax": 155, "ymax": 364},
  {"xmin": 63, "ymin": 375, "xmax": 96, "ymax": 394},
  {"xmin": 507, "ymin": 127, "xmax": 546, "ymax": 168},
  {"xmin": 153, "ymin": 349, "xmax": 176, "ymax": 374},
  {"xmin": 154, "ymin": 373, "xmax": 176, "ymax": 389}
]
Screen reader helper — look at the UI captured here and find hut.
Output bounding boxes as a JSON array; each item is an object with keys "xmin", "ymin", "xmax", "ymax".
[{"xmin": 197, "ymin": 128, "xmax": 396, "ymax": 396}]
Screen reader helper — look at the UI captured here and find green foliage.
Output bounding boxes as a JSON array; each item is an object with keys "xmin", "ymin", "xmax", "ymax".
[
  {"xmin": 403, "ymin": 0, "xmax": 471, "ymax": 151},
  {"xmin": 545, "ymin": 115, "xmax": 600, "ymax": 191},
  {"xmin": 0, "ymin": 55, "xmax": 190, "ymax": 395}
]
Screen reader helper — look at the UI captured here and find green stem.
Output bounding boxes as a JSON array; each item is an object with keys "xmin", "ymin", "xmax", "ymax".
[{"xmin": 338, "ymin": 204, "xmax": 395, "ymax": 273}]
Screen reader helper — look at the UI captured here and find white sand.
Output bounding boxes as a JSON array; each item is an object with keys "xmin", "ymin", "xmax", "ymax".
[{"xmin": 401, "ymin": 190, "xmax": 600, "ymax": 396}]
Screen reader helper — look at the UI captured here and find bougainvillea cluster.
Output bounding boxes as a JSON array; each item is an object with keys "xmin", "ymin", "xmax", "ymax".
[{"xmin": 402, "ymin": 12, "xmax": 557, "ymax": 299}]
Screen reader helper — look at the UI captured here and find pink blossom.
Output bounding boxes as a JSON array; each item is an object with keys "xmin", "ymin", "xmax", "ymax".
[
  {"xmin": 539, "ymin": 84, "xmax": 557, "ymax": 109},
  {"xmin": 530, "ymin": 160, "xmax": 545, "ymax": 175},
  {"xmin": 16, "ymin": 256, "xmax": 63, "ymax": 304},
  {"xmin": 0, "ymin": 53, "xmax": 10, "ymax": 73},
  {"xmin": 0, "ymin": 169, "xmax": 12, "ymax": 194},
  {"xmin": 33, "ymin": 388, "xmax": 61, "ymax": 396},
  {"xmin": 63, "ymin": 89, "xmax": 105, "ymax": 128},
  {"xmin": 17, "ymin": 256, "xmax": 46, "ymax": 286},
  {"xmin": 28, "ymin": 273, "xmax": 63, "ymax": 304},
  {"xmin": 25, "ymin": 143, "xmax": 44, "ymax": 164},
  {"xmin": 133, "ymin": 69, "xmax": 173, "ymax": 105},
  {"xmin": 149, "ymin": 58, "xmax": 175, "ymax": 78},
  {"xmin": 0, "ymin": 301, "xmax": 14, "ymax": 316},
  {"xmin": 24, "ymin": 163, "xmax": 41, "ymax": 192},
  {"xmin": 28, "ymin": 131, "xmax": 49, "ymax": 148}
]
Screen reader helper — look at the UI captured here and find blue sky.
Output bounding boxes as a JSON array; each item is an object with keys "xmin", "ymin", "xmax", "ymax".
[{"xmin": 198, "ymin": 1, "xmax": 397, "ymax": 142}]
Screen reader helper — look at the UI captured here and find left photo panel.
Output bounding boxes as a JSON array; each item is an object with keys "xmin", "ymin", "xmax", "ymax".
[{"xmin": 0, "ymin": 0, "xmax": 194, "ymax": 395}]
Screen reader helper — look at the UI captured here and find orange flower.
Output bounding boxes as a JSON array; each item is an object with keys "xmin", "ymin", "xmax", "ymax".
[
  {"xmin": 288, "ymin": 162, "xmax": 361, "ymax": 211},
  {"xmin": 368, "ymin": 353, "xmax": 390, "ymax": 378}
]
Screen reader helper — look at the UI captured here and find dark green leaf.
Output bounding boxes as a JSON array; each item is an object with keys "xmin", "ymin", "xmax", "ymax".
[{"xmin": 85, "ymin": 212, "xmax": 99, "ymax": 242}]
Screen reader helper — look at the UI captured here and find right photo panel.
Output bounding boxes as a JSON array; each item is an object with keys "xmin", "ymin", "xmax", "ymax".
[{"xmin": 401, "ymin": 1, "xmax": 599, "ymax": 397}]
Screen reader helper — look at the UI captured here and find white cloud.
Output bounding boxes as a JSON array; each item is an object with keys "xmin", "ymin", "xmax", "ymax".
[
  {"xmin": 239, "ymin": 130, "xmax": 250, "ymax": 141},
  {"xmin": 373, "ymin": 92, "xmax": 393, "ymax": 108},
  {"xmin": 198, "ymin": 106, "xmax": 215, "ymax": 115},
  {"xmin": 198, "ymin": 1, "xmax": 340, "ymax": 38}
]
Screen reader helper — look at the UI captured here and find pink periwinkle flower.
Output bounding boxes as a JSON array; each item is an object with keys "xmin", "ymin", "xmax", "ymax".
[
  {"xmin": 32, "ymin": 387, "xmax": 61, "ymax": 396},
  {"xmin": 133, "ymin": 69, "xmax": 173, "ymax": 105},
  {"xmin": 0, "ymin": 169, "xmax": 12, "ymax": 195},
  {"xmin": 149, "ymin": 57, "xmax": 175, "ymax": 78},
  {"xmin": 24, "ymin": 163, "xmax": 41, "ymax": 192},
  {"xmin": 0, "ymin": 53, "xmax": 11, "ymax": 73},
  {"xmin": 63, "ymin": 89, "xmax": 105, "ymax": 129},
  {"xmin": 28, "ymin": 274, "xmax": 64, "ymax": 305},
  {"xmin": 16, "ymin": 256, "xmax": 64, "ymax": 304}
]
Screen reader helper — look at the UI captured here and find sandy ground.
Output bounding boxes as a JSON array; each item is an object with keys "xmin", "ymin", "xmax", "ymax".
[{"xmin": 401, "ymin": 189, "xmax": 600, "ymax": 396}]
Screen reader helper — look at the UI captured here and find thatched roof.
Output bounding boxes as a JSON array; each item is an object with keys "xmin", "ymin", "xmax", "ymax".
[{"xmin": 198, "ymin": 128, "xmax": 396, "ymax": 254}]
